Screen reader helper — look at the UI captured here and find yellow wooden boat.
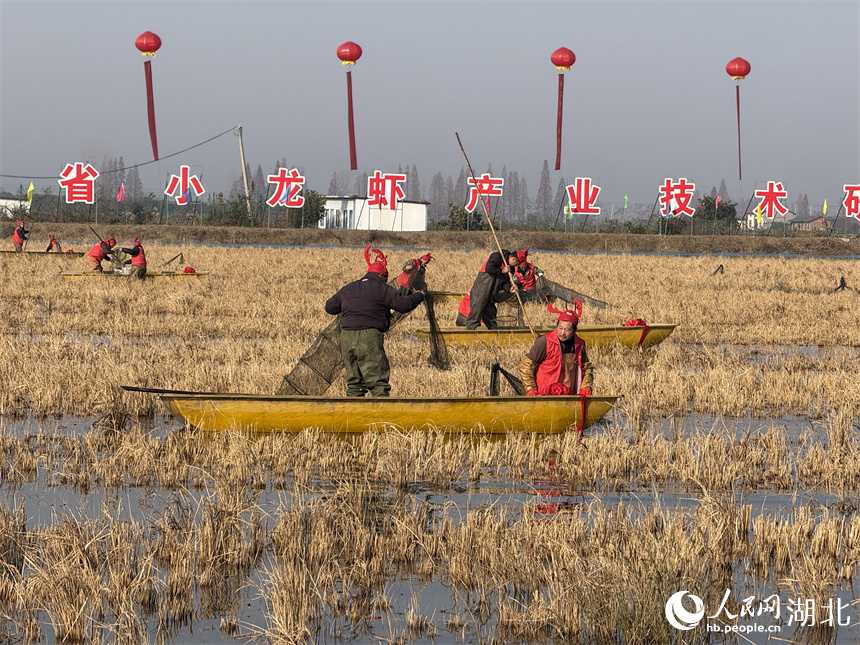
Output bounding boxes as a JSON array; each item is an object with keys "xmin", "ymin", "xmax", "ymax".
[
  {"xmin": 414, "ymin": 324, "xmax": 677, "ymax": 349},
  {"xmin": 60, "ymin": 270, "xmax": 209, "ymax": 281},
  {"xmin": 0, "ymin": 250, "xmax": 84, "ymax": 257},
  {"xmin": 122, "ymin": 386, "xmax": 618, "ymax": 435}
]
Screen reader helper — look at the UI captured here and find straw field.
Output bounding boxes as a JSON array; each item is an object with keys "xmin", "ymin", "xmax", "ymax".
[{"xmin": 0, "ymin": 232, "xmax": 859, "ymax": 641}]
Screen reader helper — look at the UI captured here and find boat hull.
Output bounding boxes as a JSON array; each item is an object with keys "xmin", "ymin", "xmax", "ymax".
[
  {"xmin": 123, "ymin": 387, "xmax": 618, "ymax": 435},
  {"xmin": 60, "ymin": 271, "xmax": 209, "ymax": 281},
  {"xmin": 414, "ymin": 324, "xmax": 677, "ymax": 348}
]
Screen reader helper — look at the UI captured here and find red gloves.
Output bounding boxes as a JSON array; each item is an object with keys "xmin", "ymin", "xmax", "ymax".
[
  {"xmin": 527, "ymin": 390, "xmax": 539, "ymax": 396},
  {"xmin": 579, "ymin": 388, "xmax": 592, "ymax": 396}
]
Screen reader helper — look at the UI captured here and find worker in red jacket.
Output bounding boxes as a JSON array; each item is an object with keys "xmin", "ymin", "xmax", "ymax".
[
  {"xmin": 121, "ymin": 237, "xmax": 147, "ymax": 279},
  {"xmin": 86, "ymin": 237, "xmax": 116, "ymax": 272},
  {"xmin": 458, "ymin": 249, "xmax": 521, "ymax": 329},
  {"xmin": 45, "ymin": 236, "xmax": 62, "ymax": 253},
  {"xmin": 12, "ymin": 219, "xmax": 28, "ymax": 252},
  {"xmin": 519, "ymin": 301, "xmax": 593, "ymax": 396},
  {"xmin": 395, "ymin": 253, "xmax": 433, "ymax": 294}
]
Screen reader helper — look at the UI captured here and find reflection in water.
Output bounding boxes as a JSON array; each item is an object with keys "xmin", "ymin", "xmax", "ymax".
[{"xmin": 0, "ymin": 416, "xmax": 857, "ymax": 643}]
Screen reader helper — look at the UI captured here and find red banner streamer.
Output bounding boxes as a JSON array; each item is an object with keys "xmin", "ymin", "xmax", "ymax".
[
  {"xmin": 346, "ymin": 70, "xmax": 357, "ymax": 171},
  {"xmin": 735, "ymin": 84, "xmax": 742, "ymax": 181},
  {"xmin": 555, "ymin": 73, "xmax": 564, "ymax": 171},
  {"xmin": 144, "ymin": 59, "xmax": 159, "ymax": 161}
]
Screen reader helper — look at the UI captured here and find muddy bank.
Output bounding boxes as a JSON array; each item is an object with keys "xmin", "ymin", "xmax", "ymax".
[{"xmin": 8, "ymin": 223, "xmax": 860, "ymax": 256}]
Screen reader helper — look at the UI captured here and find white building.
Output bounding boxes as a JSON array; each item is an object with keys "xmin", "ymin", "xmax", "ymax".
[
  {"xmin": 0, "ymin": 198, "xmax": 30, "ymax": 219},
  {"xmin": 322, "ymin": 196, "xmax": 427, "ymax": 232}
]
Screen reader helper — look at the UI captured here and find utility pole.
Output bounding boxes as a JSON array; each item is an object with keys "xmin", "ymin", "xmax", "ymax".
[{"xmin": 236, "ymin": 125, "xmax": 253, "ymax": 225}]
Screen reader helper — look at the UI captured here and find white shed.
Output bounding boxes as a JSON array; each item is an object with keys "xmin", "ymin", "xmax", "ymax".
[{"xmin": 322, "ymin": 196, "xmax": 427, "ymax": 231}]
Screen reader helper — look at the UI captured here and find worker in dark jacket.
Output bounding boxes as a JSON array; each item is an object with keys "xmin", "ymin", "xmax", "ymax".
[
  {"xmin": 121, "ymin": 237, "xmax": 147, "ymax": 279},
  {"xmin": 12, "ymin": 219, "xmax": 28, "ymax": 252},
  {"xmin": 325, "ymin": 246, "xmax": 425, "ymax": 397},
  {"xmin": 461, "ymin": 249, "xmax": 520, "ymax": 330}
]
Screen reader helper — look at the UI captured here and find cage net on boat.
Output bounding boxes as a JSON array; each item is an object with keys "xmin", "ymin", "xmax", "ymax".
[
  {"xmin": 497, "ymin": 275, "xmax": 611, "ymax": 328},
  {"xmin": 276, "ymin": 278, "xmax": 450, "ymax": 396}
]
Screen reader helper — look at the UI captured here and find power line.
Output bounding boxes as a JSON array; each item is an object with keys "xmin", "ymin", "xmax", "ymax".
[{"xmin": 0, "ymin": 126, "xmax": 238, "ymax": 179}]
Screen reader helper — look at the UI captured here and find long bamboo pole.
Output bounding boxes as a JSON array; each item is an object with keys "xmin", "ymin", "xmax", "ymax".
[{"xmin": 455, "ymin": 133, "xmax": 536, "ymax": 340}]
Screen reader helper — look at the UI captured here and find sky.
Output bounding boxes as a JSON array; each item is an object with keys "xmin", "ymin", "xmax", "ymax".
[{"xmin": 1, "ymin": 0, "xmax": 858, "ymax": 212}]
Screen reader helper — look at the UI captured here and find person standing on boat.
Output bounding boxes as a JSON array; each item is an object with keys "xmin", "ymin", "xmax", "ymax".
[
  {"xmin": 45, "ymin": 236, "xmax": 62, "ymax": 252},
  {"xmin": 458, "ymin": 249, "xmax": 520, "ymax": 329},
  {"xmin": 86, "ymin": 237, "xmax": 116, "ymax": 272},
  {"xmin": 121, "ymin": 237, "xmax": 147, "ymax": 279},
  {"xmin": 12, "ymin": 219, "xmax": 28, "ymax": 252},
  {"xmin": 325, "ymin": 246, "xmax": 425, "ymax": 397},
  {"xmin": 519, "ymin": 301, "xmax": 593, "ymax": 396}
]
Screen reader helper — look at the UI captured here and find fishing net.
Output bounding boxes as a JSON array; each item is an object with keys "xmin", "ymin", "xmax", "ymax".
[
  {"xmin": 534, "ymin": 276, "xmax": 610, "ymax": 310},
  {"xmin": 423, "ymin": 294, "xmax": 450, "ymax": 370},
  {"xmin": 276, "ymin": 316, "xmax": 344, "ymax": 395},
  {"xmin": 488, "ymin": 360, "xmax": 526, "ymax": 396}
]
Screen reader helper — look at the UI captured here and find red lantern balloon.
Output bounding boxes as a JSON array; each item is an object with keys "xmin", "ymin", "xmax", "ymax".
[
  {"xmin": 136, "ymin": 32, "xmax": 162, "ymax": 161},
  {"xmin": 337, "ymin": 41, "xmax": 362, "ymax": 66},
  {"xmin": 726, "ymin": 57, "xmax": 751, "ymax": 180},
  {"xmin": 135, "ymin": 31, "xmax": 162, "ymax": 57},
  {"xmin": 337, "ymin": 42, "xmax": 362, "ymax": 170},
  {"xmin": 551, "ymin": 47, "xmax": 575, "ymax": 171},
  {"xmin": 551, "ymin": 47, "xmax": 576, "ymax": 71},
  {"xmin": 725, "ymin": 57, "xmax": 751, "ymax": 80}
]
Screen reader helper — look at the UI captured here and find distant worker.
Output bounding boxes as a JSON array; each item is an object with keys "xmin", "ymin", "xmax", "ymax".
[
  {"xmin": 86, "ymin": 237, "xmax": 117, "ymax": 273},
  {"xmin": 456, "ymin": 249, "xmax": 521, "ymax": 330},
  {"xmin": 519, "ymin": 301, "xmax": 593, "ymax": 397},
  {"xmin": 325, "ymin": 246, "xmax": 425, "ymax": 397},
  {"xmin": 121, "ymin": 237, "xmax": 147, "ymax": 279},
  {"xmin": 395, "ymin": 253, "xmax": 433, "ymax": 294},
  {"xmin": 45, "ymin": 236, "xmax": 62, "ymax": 253},
  {"xmin": 512, "ymin": 248, "xmax": 537, "ymax": 292},
  {"xmin": 12, "ymin": 219, "xmax": 28, "ymax": 252}
]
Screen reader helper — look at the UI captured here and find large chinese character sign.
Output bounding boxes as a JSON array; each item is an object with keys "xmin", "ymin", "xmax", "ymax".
[
  {"xmin": 337, "ymin": 41, "xmax": 362, "ymax": 170},
  {"xmin": 844, "ymin": 184, "xmax": 860, "ymax": 221},
  {"xmin": 550, "ymin": 47, "xmax": 575, "ymax": 171},
  {"xmin": 135, "ymin": 31, "xmax": 162, "ymax": 161},
  {"xmin": 58, "ymin": 163, "xmax": 99, "ymax": 204},
  {"xmin": 726, "ymin": 57, "xmax": 751, "ymax": 181}
]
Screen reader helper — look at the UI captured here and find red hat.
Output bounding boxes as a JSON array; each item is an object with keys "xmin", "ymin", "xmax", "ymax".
[
  {"xmin": 364, "ymin": 245, "xmax": 388, "ymax": 278},
  {"xmin": 15, "ymin": 219, "xmax": 25, "ymax": 225},
  {"xmin": 108, "ymin": 237, "xmax": 116, "ymax": 246},
  {"xmin": 516, "ymin": 248, "xmax": 529, "ymax": 264},
  {"xmin": 548, "ymin": 299, "xmax": 582, "ymax": 326},
  {"xmin": 134, "ymin": 237, "xmax": 141, "ymax": 246}
]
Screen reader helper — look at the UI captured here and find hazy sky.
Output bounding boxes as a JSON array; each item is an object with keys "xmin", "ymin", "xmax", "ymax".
[{"xmin": 1, "ymin": 0, "xmax": 857, "ymax": 211}]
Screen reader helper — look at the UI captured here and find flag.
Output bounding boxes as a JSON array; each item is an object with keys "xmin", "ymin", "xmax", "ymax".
[
  {"xmin": 26, "ymin": 182, "xmax": 34, "ymax": 204},
  {"xmin": 665, "ymin": 197, "xmax": 678, "ymax": 218},
  {"xmin": 715, "ymin": 196, "xmax": 722, "ymax": 211},
  {"xmin": 484, "ymin": 194, "xmax": 491, "ymax": 216},
  {"xmin": 756, "ymin": 203, "xmax": 761, "ymax": 226},
  {"xmin": 116, "ymin": 183, "xmax": 125, "ymax": 202},
  {"xmin": 564, "ymin": 202, "xmax": 573, "ymax": 220},
  {"xmin": 623, "ymin": 195, "xmax": 628, "ymax": 209},
  {"xmin": 182, "ymin": 187, "xmax": 193, "ymax": 204},
  {"xmin": 823, "ymin": 199, "xmax": 827, "ymax": 215}
]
